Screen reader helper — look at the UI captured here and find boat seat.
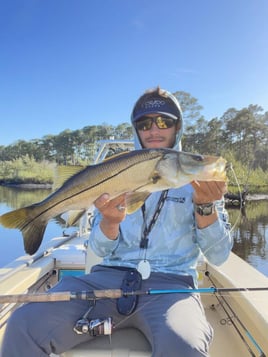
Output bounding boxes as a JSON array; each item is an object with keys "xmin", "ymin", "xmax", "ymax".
[
  {"xmin": 59, "ymin": 241, "xmax": 152, "ymax": 356},
  {"xmin": 61, "ymin": 327, "xmax": 151, "ymax": 356}
]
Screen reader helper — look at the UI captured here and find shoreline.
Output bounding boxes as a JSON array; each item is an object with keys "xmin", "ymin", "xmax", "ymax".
[
  {"xmin": 0, "ymin": 183, "xmax": 52, "ymax": 189},
  {"xmin": 246, "ymin": 194, "xmax": 268, "ymax": 201},
  {"xmin": 1, "ymin": 183, "xmax": 267, "ymax": 201}
]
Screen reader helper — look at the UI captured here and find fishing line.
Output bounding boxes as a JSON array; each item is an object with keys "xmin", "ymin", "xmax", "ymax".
[
  {"xmin": 201, "ymin": 162, "xmax": 243, "ymax": 258},
  {"xmin": 113, "ymin": 292, "xmax": 159, "ymax": 330},
  {"xmin": 228, "ymin": 163, "xmax": 243, "ymax": 234}
]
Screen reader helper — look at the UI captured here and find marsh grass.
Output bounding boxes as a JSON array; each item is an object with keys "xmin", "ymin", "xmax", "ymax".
[
  {"xmin": 224, "ymin": 152, "xmax": 268, "ymax": 194},
  {"xmin": 0, "ymin": 156, "xmax": 55, "ymax": 185}
]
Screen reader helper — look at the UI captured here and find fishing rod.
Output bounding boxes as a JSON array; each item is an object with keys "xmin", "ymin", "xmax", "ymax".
[{"xmin": 1, "ymin": 286, "xmax": 268, "ymax": 304}]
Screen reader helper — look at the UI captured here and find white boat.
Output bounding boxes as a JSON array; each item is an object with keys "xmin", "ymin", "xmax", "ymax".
[
  {"xmin": 0, "ymin": 141, "xmax": 268, "ymax": 356},
  {"xmin": 1, "ymin": 230, "xmax": 268, "ymax": 356}
]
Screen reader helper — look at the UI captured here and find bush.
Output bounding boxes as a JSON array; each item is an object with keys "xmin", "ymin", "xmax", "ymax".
[
  {"xmin": 224, "ymin": 151, "xmax": 268, "ymax": 194},
  {"xmin": 0, "ymin": 156, "xmax": 55, "ymax": 184}
]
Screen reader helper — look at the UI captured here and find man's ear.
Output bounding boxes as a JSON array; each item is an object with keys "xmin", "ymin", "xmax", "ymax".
[{"xmin": 176, "ymin": 121, "xmax": 181, "ymax": 131}]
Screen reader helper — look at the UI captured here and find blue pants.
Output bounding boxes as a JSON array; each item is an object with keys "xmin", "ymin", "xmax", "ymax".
[{"xmin": 1, "ymin": 265, "xmax": 213, "ymax": 356}]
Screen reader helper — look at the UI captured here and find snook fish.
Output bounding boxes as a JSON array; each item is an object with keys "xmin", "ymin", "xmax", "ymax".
[{"xmin": 0, "ymin": 148, "xmax": 227, "ymax": 255}]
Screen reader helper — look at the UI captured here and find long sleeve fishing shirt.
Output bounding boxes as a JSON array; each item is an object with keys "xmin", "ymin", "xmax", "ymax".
[{"xmin": 89, "ymin": 184, "xmax": 233, "ymax": 286}]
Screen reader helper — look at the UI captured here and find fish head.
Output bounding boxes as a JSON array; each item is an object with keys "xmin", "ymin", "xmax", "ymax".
[
  {"xmin": 155, "ymin": 150, "xmax": 227, "ymax": 188},
  {"xmin": 177, "ymin": 152, "xmax": 227, "ymax": 182}
]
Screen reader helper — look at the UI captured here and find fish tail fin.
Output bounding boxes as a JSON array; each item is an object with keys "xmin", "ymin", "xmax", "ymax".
[
  {"xmin": 0, "ymin": 207, "xmax": 29, "ymax": 229},
  {"xmin": 22, "ymin": 221, "xmax": 47, "ymax": 256},
  {"xmin": 0, "ymin": 207, "xmax": 48, "ymax": 255}
]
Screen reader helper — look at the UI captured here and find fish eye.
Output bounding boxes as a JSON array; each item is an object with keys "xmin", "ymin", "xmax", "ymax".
[{"xmin": 193, "ymin": 155, "xmax": 204, "ymax": 162}]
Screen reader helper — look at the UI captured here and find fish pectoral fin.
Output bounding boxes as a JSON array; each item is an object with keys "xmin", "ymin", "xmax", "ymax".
[
  {"xmin": 65, "ymin": 209, "xmax": 87, "ymax": 227},
  {"xmin": 0, "ymin": 207, "xmax": 47, "ymax": 255},
  {"xmin": 125, "ymin": 192, "xmax": 151, "ymax": 214}
]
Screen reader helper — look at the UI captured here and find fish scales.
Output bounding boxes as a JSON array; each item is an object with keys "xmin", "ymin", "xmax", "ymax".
[
  {"xmin": 0, "ymin": 148, "xmax": 226, "ymax": 255},
  {"xmin": 43, "ymin": 149, "xmax": 164, "ymax": 213}
]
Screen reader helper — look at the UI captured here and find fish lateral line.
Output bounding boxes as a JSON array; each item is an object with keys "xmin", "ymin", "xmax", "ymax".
[{"xmin": 34, "ymin": 151, "xmax": 164, "ymax": 216}]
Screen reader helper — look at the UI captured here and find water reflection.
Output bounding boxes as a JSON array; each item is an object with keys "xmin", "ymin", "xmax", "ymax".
[
  {"xmin": 0, "ymin": 186, "xmax": 76, "ymax": 267},
  {"xmin": 0, "ymin": 186, "xmax": 69, "ymax": 228},
  {"xmin": 0, "ymin": 186, "xmax": 267, "ymax": 277},
  {"xmin": 0, "ymin": 185, "xmax": 52, "ymax": 208},
  {"xmin": 227, "ymin": 200, "xmax": 268, "ymax": 276}
]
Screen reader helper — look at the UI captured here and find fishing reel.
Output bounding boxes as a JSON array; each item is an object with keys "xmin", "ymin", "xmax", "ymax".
[{"xmin": 74, "ymin": 316, "xmax": 113, "ymax": 336}]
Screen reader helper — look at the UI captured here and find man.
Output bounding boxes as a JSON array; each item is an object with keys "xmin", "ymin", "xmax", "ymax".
[{"xmin": 1, "ymin": 87, "xmax": 232, "ymax": 356}]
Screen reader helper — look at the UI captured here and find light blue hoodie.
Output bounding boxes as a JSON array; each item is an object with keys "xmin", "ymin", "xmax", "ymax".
[{"xmin": 89, "ymin": 99, "xmax": 232, "ymax": 286}]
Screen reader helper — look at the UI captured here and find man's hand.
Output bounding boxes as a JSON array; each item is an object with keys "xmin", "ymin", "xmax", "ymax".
[
  {"xmin": 191, "ymin": 181, "xmax": 227, "ymax": 228},
  {"xmin": 94, "ymin": 193, "xmax": 127, "ymax": 239},
  {"xmin": 191, "ymin": 181, "xmax": 227, "ymax": 204}
]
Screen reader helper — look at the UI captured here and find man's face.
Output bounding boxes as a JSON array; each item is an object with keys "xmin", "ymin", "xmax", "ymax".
[{"xmin": 136, "ymin": 114, "xmax": 180, "ymax": 149}]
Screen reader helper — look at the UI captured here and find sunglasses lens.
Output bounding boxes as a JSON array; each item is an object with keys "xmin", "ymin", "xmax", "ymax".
[
  {"xmin": 136, "ymin": 116, "xmax": 176, "ymax": 131},
  {"xmin": 136, "ymin": 118, "xmax": 153, "ymax": 131},
  {"xmin": 156, "ymin": 117, "xmax": 175, "ymax": 129}
]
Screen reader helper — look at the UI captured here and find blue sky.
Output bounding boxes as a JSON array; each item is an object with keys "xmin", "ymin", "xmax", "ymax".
[{"xmin": 1, "ymin": 0, "xmax": 267, "ymax": 146}]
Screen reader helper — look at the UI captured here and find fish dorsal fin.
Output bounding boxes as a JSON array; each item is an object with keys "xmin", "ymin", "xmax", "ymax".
[
  {"xmin": 103, "ymin": 151, "xmax": 130, "ymax": 162},
  {"xmin": 126, "ymin": 192, "xmax": 151, "ymax": 214},
  {"xmin": 53, "ymin": 165, "xmax": 85, "ymax": 190},
  {"xmin": 53, "ymin": 152, "xmax": 131, "ymax": 190}
]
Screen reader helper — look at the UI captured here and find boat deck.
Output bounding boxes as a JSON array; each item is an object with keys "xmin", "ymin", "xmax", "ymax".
[
  {"xmin": 62, "ymin": 243, "xmax": 268, "ymax": 356},
  {"xmin": 62, "ymin": 292, "xmax": 251, "ymax": 357},
  {"xmin": 203, "ymin": 294, "xmax": 251, "ymax": 356}
]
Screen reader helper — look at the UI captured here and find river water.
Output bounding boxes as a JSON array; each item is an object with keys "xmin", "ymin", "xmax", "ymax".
[{"xmin": 0, "ymin": 186, "xmax": 267, "ymax": 277}]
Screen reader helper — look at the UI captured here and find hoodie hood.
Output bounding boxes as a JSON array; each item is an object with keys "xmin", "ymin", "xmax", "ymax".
[{"xmin": 131, "ymin": 88, "xmax": 183, "ymax": 151}]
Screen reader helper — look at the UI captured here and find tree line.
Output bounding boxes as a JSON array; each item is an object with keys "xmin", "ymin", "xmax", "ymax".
[
  {"xmin": 0, "ymin": 123, "xmax": 133, "ymax": 166},
  {"xmin": 0, "ymin": 91, "xmax": 267, "ymax": 190}
]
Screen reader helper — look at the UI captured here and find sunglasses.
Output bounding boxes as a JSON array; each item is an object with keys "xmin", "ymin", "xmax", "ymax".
[{"xmin": 135, "ymin": 116, "xmax": 177, "ymax": 131}]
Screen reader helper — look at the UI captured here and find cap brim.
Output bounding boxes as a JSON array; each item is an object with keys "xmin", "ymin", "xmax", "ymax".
[{"xmin": 133, "ymin": 111, "xmax": 178, "ymax": 122}]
